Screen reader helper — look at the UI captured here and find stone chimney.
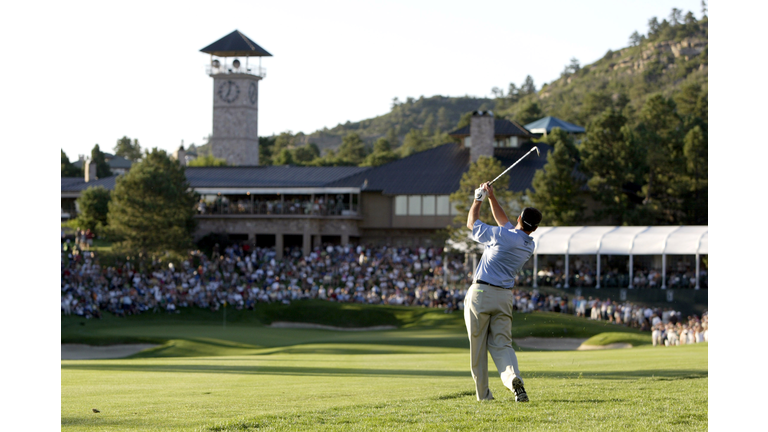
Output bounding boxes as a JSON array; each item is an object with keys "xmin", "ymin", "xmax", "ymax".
[
  {"xmin": 84, "ymin": 158, "xmax": 97, "ymax": 182},
  {"xmin": 173, "ymin": 142, "xmax": 187, "ymax": 166},
  {"xmin": 470, "ymin": 111, "xmax": 494, "ymax": 163}
]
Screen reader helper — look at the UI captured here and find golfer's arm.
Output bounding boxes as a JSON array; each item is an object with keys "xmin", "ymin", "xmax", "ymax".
[
  {"xmin": 488, "ymin": 195, "xmax": 509, "ymax": 226},
  {"xmin": 466, "ymin": 200, "xmax": 482, "ymax": 230}
]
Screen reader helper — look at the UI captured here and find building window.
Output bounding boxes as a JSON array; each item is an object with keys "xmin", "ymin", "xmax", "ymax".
[
  {"xmin": 422, "ymin": 195, "xmax": 435, "ymax": 215},
  {"xmin": 408, "ymin": 195, "xmax": 421, "ymax": 215},
  {"xmin": 510, "ymin": 136, "xmax": 519, "ymax": 148},
  {"xmin": 450, "ymin": 200, "xmax": 460, "ymax": 215},
  {"xmin": 395, "ymin": 195, "xmax": 407, "ymax": 215},
  {"xmin": 464, "ymin": 137, "xmax": 472, "ymax": 148},
  {"xmin": 436, "ymin": 195, "xmax": 450, "ymax": 215}
]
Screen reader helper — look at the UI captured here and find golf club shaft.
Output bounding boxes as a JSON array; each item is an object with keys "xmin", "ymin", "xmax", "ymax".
[{"xmin": 488, "ymin": 147, "xmax": 539, "ymax": 186}]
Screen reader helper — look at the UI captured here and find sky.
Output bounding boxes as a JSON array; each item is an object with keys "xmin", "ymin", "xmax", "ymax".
[{"xmin": 2, "ymin": 0, "xmax": 705, "ymax": 159}]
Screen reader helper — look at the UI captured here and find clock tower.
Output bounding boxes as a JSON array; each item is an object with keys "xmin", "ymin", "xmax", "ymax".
[{"xmin": 200, "ymin": 30, "xmax": 272, "ymax": 166}]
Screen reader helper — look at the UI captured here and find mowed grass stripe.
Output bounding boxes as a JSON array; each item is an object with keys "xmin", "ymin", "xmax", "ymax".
[
  {"xmin": 62, "ymin": 304, "xmax": 702, "ymax": 430},
  {"xmin": 62, "ymin": 344, "xmax": 706, "ymax": 431}
]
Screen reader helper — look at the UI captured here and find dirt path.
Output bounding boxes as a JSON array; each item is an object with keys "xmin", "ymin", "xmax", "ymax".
[{"xmin": 61, "ymin": 344, "xmax": 158, "ymax": 360}]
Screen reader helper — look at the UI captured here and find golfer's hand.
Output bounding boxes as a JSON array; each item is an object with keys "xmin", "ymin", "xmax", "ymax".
[{"xmin": 482, "ymin": 182, "xmax": 495, "ymax": 200}]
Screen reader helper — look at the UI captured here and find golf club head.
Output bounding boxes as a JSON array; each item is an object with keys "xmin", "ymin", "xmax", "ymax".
[{"xmin": 534, "ymin": 146, "xmax": 540, "ymax": 156}]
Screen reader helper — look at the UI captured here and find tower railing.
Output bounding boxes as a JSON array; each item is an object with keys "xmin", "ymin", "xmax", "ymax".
[{"xmin": 206, "ymin": 64, "xmax": 266, "ymax": 78}]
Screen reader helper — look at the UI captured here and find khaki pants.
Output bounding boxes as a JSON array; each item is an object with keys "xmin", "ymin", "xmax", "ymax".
[{"xmin": 464, "ymin": 283, "xmax": 523, "ymax": 401}]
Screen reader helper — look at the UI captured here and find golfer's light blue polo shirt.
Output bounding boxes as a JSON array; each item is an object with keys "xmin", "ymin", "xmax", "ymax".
[{"xmin": 471, "ymin": 220, "xmax": 535, "ymax": 289}]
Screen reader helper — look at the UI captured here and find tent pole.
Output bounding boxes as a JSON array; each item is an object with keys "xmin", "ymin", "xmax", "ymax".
[
  {"xmin": 532, "ymin": 254, "xmax": 538, "ymax": 288},
  {"xmin": 661, "ymin": 254, "xmax": 667, "ymax": 289},
  {"xmin": 695, "ymin": 253, "xmax": 700, "ymax": 290},
  {"xmin": 564, "ymin": 253, "xmax": 570, "ymax": 288},
  {"xmin": 596, "ymin": 253, "xmax": 601, "ymax": 289},
  {"xmin": 628, "ymin": 254, "xmax": 634, "ymax": 289}
]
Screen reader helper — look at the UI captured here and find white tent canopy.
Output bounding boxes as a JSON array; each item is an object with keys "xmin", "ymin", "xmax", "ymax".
[
  {"xmin": 530, "ymin": 226, "xmax": 708, "ymax": 255},
  {"xmin": 449, "ymin": 226, "xmax": 708, "ymax": 290}
]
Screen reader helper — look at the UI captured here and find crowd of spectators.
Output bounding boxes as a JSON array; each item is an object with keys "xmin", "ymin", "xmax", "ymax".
[
  {"xmin": 570, "ymin": 295, "xmax": 708, "ymax": 345},
  {"xmin": 61, "ymin": 241, "xmax": 478, "ymax": 319},
  {"xmin": 525, "ymin": 260, "xmax": 707, "ymax": 290},
  {"xmin": 61, "ymin": 239, "xmax": 708, "ymax": 342}
]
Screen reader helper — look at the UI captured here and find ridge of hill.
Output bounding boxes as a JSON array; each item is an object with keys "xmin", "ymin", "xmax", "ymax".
[{"xmin": 290, "ymin": 12, "xmax": 707, "ymax": 152}]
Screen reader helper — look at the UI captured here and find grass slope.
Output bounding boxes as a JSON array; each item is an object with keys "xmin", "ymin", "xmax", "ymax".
[
  {"xmin": 62, "ymin": 304, "xmax": 705, "ymax": 430},
  {"xmin": 62, "ymin": 302, "xmax": 645, "ymax": 356}
]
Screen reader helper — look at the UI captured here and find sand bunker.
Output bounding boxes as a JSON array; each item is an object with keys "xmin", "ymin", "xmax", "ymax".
[
  {"xmin": 576, "ymin": 342, "xmax": 633, "ymax": 350},
  {"xmin": 269, "ymin": 322, "xmax": 397, "ymax": 331},
  {"xmin": 61, "ymin": 344, "xmax": 158, "ymax": 360}
]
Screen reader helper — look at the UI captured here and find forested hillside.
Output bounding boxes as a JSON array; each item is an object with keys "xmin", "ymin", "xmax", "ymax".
[{"xmin": 190, "ymin": 6, "xmax": 708, "ymax": 226}]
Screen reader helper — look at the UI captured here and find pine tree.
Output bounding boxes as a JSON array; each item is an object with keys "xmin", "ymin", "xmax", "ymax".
[
  {"xmin": 114, "ymin": 136, "xmax": 142, "ymax": 162},
  {"xmin": 529, "ymin": 129, "xmax": 585, "ymax": 225},
  {"xmin": 581, "ymin": 109, "xmax": 647, "ymax": 224},
  {"xmin": 61, "ymin": 149, "xmax": 82, "ymax": 177},
  {"xmin": 361, "ymin": 138, "xmax": 398, "ymax": 167},
  {"xmin": 107, "ymin": 148, "xmax": 197, "ymax": 261},
  {"xmin": 91, "ymin": 144, "xmax": 112, "ymax": 178},
  {"xmin": 635, "ymin": 94, "xmax": 685, "ymax": 223},
  {"xmin": 336, "ymin": 132, "xmax": 367, "ymax": 165},
  {"xmin": 75, "ymin": 186, "xmax": 111, "ymax": 233}
]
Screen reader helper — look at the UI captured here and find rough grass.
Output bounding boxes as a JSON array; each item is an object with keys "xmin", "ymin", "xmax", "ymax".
[
  {"xmin": 582, "ymin": 332, "xmax": 653, "ymax": 347},
  {"xmin": 61, "ymin": 304, "xmax": 706, "ymax": 431}
]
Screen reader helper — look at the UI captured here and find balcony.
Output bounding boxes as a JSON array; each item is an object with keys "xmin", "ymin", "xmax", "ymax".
[
  {"xmin": 194, "ymin": 193, "xmax": 360, "ymax": 218},
  {"xmin": 206, "ymin": 64, "xmax": 266, "ymax": 78}
]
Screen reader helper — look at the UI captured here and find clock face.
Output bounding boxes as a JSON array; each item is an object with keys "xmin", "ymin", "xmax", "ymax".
[
  {"xmin": 217, "ymin": 80, "xmax": 240, "ymax": 103},
  {"xmin": 248, "ymin": 82, "xmax": 258, "ymax": 105}
]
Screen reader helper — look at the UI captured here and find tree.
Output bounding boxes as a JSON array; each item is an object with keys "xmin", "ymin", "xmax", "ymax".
[
  {"xmin": 259, "ymin": 136, "xmax": 276, "ymax": 165},
  {"xmin": 581, "ymin": 109, "xmax": 647, "ymax": 224},
  {"xmin": 629, "ymin": 31, "xmax": 643, "ymax": 47},
  {"xmin": 397, "ymin": 128, "xmax": 430, "ymax": 158},
  {"xmin": 669, "ymin": 8, "xmax": 683, "ymax": 26},
  {"xmin": 361, "ymin": 138, "xmax": 399, "ymax": 167},
  {"xmin": 515, "ymin": 101, "xmax": 543, "ymax": 125},
  {"xmin": 293, "ymin": 143, "xmax": 321, "ymax": 164},
  {"xmin": 579, "ymin": 91, "xmax": 613, "ymax": 124},
  {"xmin": 568, "ymin": 58, "xmax": 580, "ymax": 74},
  {"xmin": 635, "ymin": 94, "xmax": 684, "ymax": 223},
  {"xmin": 61, "ymin": 149, "xmax": 82, "ymax": 177},
  {"xmin": 648, "ymin": 17, "xmax": 660, "ymax": 36},
  {"xmin": 187, "ymin": 154, "xmax": 228, "ymax": 167},
  {"xmin": 107, "ymin": 148, "xmax": 197, "ymax": 261},
  {"xmin": 701, "ymin": 0, "xmax": 707, "ymax": 17},
  {"xmin": 448, "ymin": 156, "xmax": 524, "ymax": 252},
  {"xmin": 683, "ymin": 125, "xmax": 707, "ymax": 189},
  {"xmin": 529, "ymin": 129, "xmax": 585, "ymax": 225},
  {"xmin": 674, "ymin": 83, "xmax": 707, "ymax": 120},
  {"xmin": 520, "ymin": 75, "xmax": 536, "ymax": 96},
  {"xmin": 336, "ymin": 132, "xmax": 367, "ymax": 165},
  {"xmin": 91, "ymin": 144, "xmax": 112, "ymax": 178},
  {"xmin": 273, "ymin": 148, "xmax": 295, "ymax": 165},
  {"xmin": 75, "ymin": 186, "xmax": 111, "ymax": 233},
  {"xmin": 114, "ymin": 136, "xmax": 142, "ymax": 162}
]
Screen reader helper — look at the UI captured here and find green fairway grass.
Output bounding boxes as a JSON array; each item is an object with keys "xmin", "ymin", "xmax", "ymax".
[{"xmin": 62, "ymin": 303, "xmax": 707, "ymax": 431}]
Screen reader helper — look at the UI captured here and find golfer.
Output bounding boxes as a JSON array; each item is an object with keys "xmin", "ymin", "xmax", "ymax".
[{"xmin": 464, "ymin": 182, "xmax": 542, "ymax": 402}]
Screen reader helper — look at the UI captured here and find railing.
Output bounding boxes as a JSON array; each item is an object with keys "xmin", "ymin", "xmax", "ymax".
[
  {"xmin": 195, "ymin": 195, "xmax": 359, "ymax": 217},
  {"xmin": 206, "ymin": 64, "xmax": 266, "ymax": 78}
]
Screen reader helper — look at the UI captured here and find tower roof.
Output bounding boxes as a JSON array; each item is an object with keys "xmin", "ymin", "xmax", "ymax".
[
  {"xmin": 200, "ymin": 30, "xmax": 272, "ymax": 57},
  {"xmin": 524, "ymin": 116, "xmax": 585, "ymax": 134}
]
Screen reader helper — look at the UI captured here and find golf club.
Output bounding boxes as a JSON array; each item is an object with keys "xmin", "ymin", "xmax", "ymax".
[
  {"xmin": 489, "ymin": 146, "xmax": 540, "ymax": 186},
  {"xmin": 475, "ymin": 146, "xmax": 540, "ymax": 201}
]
